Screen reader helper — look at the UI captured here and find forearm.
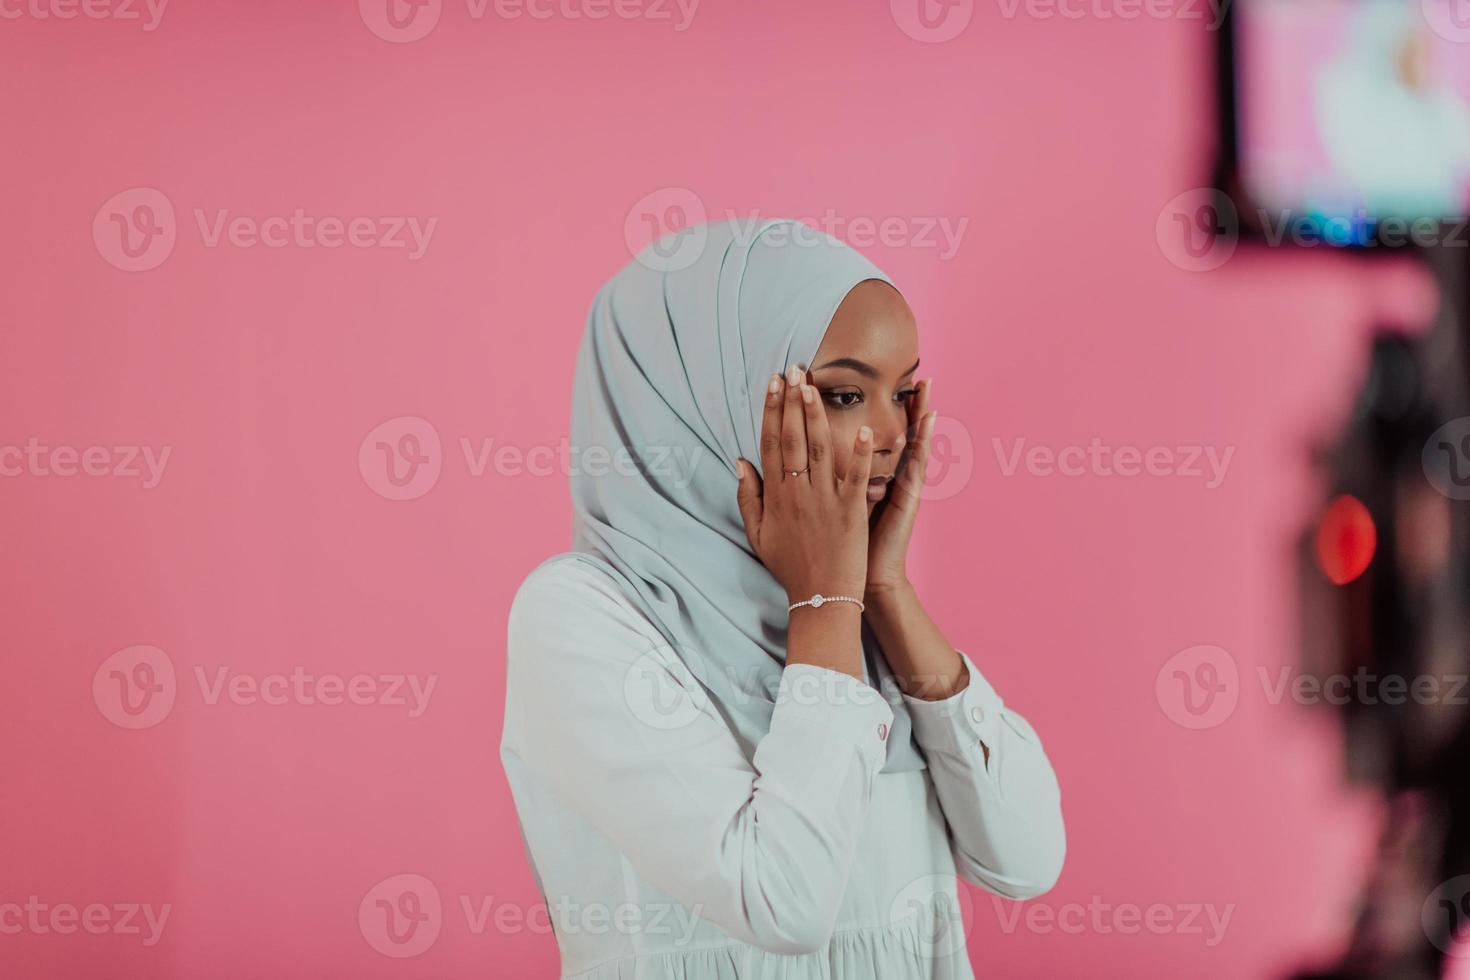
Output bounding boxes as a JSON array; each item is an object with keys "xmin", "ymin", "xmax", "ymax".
[
  {"xmin": 899, "ymin": 650, "xmax": 1067, "ymax": 897},
  {"xmin": 863, "ymin": 580, "xmax": 969, "ymax": 701}
]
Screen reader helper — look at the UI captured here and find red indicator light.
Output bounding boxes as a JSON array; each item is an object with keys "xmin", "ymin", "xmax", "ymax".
[{"xmin": 1314, "ymin": 494, "xmax": 1377, "ymax": 586}]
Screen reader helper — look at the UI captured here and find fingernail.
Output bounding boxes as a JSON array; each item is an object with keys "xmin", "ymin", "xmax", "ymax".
[
  {"xmin": 735, "ymin": 458, "xmax": 745, "ymax": 479},
  {"xmin": 859, "ymin": 426, "xmax": 872, "ymax": 443},
  {"xmin": 787, "ymin": 364, "xmax": 801, "ymax": 386},
  {"xmin": 801, "ymin": 385, "xmax": 814, "ymax": 404},
  {"xmin": 769, "ymin": 374, "xmax": 782, "ymax": 394}
]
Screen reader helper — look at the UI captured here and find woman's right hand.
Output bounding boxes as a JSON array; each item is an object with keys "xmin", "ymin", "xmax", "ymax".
[{"xmin": 735, "ymin": 364, "xmax": 875, "ymax": 605}]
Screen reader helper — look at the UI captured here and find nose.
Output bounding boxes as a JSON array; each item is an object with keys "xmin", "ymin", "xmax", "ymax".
[{"xmin": 869, "ymin": 410, "xmax": 908, "ymax": 461}]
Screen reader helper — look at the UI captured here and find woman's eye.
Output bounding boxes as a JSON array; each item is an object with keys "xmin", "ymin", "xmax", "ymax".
[
  {"xmin": 823, "ymin": 390, "xmax": 863, "ymax": 409},
  {"xmin": 897, "ymin": 388, "xmax": 918, "ymax": 402}
]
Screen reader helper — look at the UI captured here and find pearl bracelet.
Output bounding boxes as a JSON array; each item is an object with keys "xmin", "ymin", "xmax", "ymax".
[{"xmin": 787, "ymin": 592, "xmax": 865, "ymax": 613}]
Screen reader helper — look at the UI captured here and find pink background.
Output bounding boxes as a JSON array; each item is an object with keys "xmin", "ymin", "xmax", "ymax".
[{"xmin": 0, "ymin": 1, "xmax": 1440, "ymax": 976}]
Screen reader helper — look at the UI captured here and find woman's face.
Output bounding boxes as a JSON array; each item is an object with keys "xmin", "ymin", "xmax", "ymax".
[{"xmin": 805, "ymin": 279, "xmax": 922, "ymax": 516}]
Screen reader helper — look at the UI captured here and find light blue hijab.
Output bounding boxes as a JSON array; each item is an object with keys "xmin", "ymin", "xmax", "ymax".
[{"xmin": 539, "ymin": 217, "xmax": 925, "ymax": 774}]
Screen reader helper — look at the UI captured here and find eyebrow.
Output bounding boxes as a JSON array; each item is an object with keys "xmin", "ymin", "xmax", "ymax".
[{"xmin": 810, "ymin": 356, "xmax": 920, "ymax": 380}]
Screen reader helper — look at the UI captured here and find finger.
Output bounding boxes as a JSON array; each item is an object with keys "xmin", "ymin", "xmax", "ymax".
[
  {"xmin": 758, "ymin": 373, "xmax": 784, "ymax": 486},
  {"xmin": 894, "ymin": 377, "xmax": 930, "ymax": 491},
  {"xmin": 844, "ymin": 424, "xmax": 874, "ymax": 498},
  {"xmin": 800, "ymin": 382, "xmax": 835, "ymax": 492},
  {"xmin": 905, "ymin": 376, "xmax": 931, "ymax": 448},
  {"xmin": 780, "ymin": 363, "xmax": 809, "ymax": 478},
  {"xmin": 734, "ymin": 458, "xmax": 764, "ymax": 552},
  {"xmin": 895, "ymin": 409, "xmax": 936, "ymax": 505}
]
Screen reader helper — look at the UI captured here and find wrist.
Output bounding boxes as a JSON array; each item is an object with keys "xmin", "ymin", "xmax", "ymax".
[
  {"xmin": 787, "ymin": 579, "xmax": 866, "ymax": 608},
  {"xmin": 864, "ymin": 577, "xmax": 914, "ymax": 603},
  {"xmin": 786, "ymin": 590, "xmax": 867, "ymax": 612}
]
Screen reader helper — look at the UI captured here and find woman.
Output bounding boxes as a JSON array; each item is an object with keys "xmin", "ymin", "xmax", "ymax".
[{"xmin": 500, "ymin": 218, "xmax": 1065, "ymax": 979}]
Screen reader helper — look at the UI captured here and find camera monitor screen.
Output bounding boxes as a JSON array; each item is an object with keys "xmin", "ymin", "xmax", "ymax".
[{"xmin": 1229, "ymin": 0, "xmax": 1470, "ymax": 245}]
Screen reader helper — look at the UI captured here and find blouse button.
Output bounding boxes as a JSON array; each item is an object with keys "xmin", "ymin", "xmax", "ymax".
[
  {"xmin": 877, "ymin": 723, "xmax": 889, "ymax": 741},
  {"xmin": 970, "ymin": 705, "xmax": 985, "ymax": 724}
]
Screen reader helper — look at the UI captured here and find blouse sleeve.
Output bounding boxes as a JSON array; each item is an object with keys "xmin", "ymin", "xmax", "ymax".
[
  {"xmin": 500, "ymin": 562, "xmax": 896, "ymax": 957},
  {"xmin": 899, "ymin": 649, "xmax": 1066, "ymax": 899}
]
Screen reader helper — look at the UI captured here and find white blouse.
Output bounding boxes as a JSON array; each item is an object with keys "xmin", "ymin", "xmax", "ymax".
[{"xmin": 500, "ymin": 558, "xmax": 1066, "ymax": 979}]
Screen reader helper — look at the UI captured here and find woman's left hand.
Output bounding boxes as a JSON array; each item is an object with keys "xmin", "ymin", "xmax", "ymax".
[{"xmin": 866, "ymin": 377, "xmax": 937, "ymax": 599}]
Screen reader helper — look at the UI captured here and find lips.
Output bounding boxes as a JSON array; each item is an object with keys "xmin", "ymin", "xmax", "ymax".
[{"xmin": 866, "ymin": 475, "xmax": 893, "ymax": 501}]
